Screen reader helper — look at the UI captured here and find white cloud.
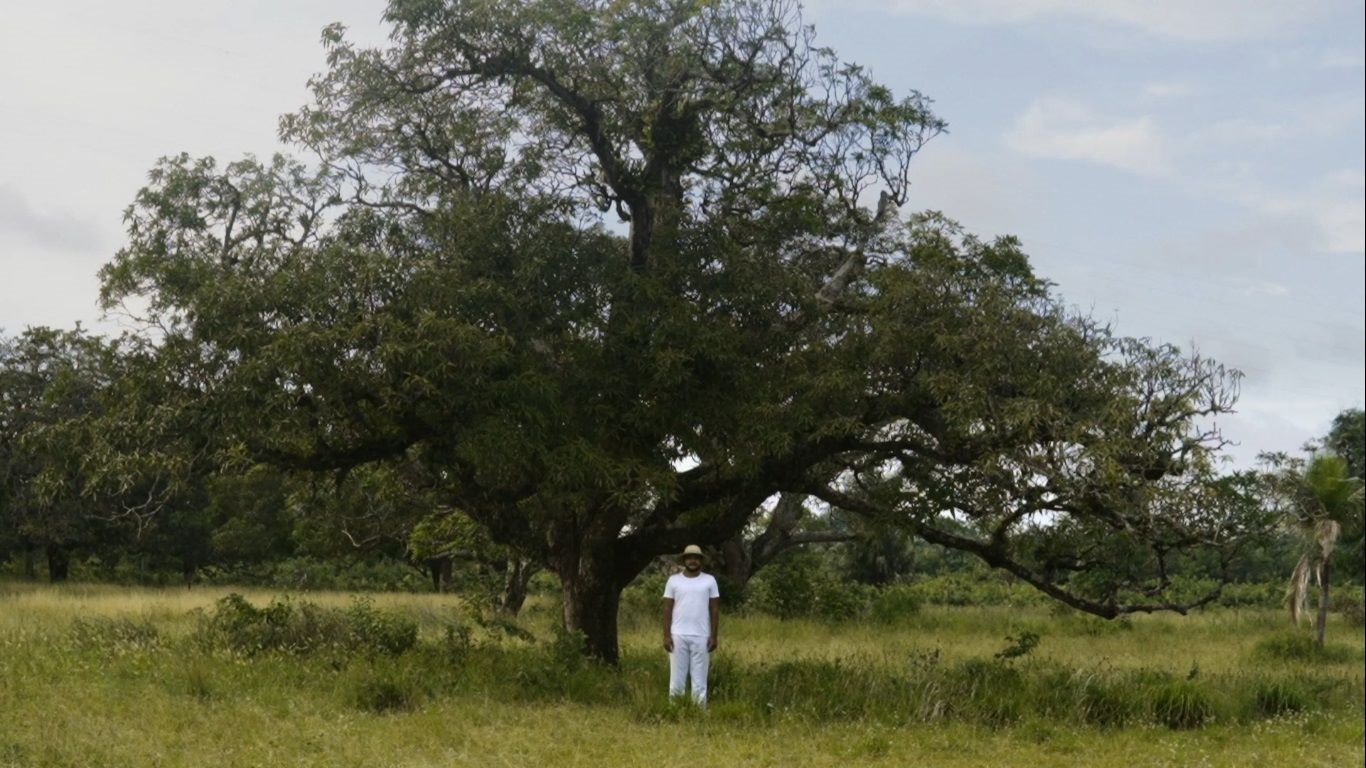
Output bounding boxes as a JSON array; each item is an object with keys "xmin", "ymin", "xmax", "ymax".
[
  {"xmin": 1193, "ymin": 98, "xmax": 1365, "ymax": 149},
  {"xmin": 1230, "ymin": 278, "xmax": 1290, "ymax": 298},
  {"xmin": 1230, "ymin": 171, "xmax": 1366, "ymax": 254},
  {"xmin": 0, "ymin": 185, "xmax": 105, "ymax": 253},
  {"xmin": 1141, "ymin": 81, "xmax": 1195, "ymax": 100},
  {"xmin": 1005, "ymin": 97, "xmax": 1169, "ymax": 176},
  {"xmin": 840, "ymin": 0, "xmax": 1337, "ymax": 41},
  {"xmin": 1319, "ymin": 50, "xmax": 1366, "ymax": 69},
  {"xmin": 902, "ymin": 147, "xmax": 1050, "ymax": 236},
  {"xmin": 1005, "ymin": 88, "xmax": 1365, "ymax": 255}
]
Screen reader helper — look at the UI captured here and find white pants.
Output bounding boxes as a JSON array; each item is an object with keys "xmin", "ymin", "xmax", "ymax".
[{"xmin": 668, "ymin": 634, "xmax": 711, "ymax": 704}]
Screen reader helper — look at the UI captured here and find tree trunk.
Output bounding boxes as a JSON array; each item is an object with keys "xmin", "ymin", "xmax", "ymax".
[
  {"xmin": 1315, "ymin": 559, "xmax": 1331, "ymax": 649},
  {"xmin": 499, "ymin": 558, "xmax": 534, "ymax": 617},
  {"xmin": 22, "ymin": 544, "xmax": 37, "ymax": 580},
  {"xmin": 428, "ymin": 556, "xmax": 453, "ymax": 593},
  {"xmin": 47, "ymin": 545, "xmax": 70, "ymax": 583},
  {"xmin": 558, "ymin": 557, "xmax": 625, "ymax": 665},
  {"xmin": 719, "ymin": 537, "xmax": 754, "ymax": 591}
]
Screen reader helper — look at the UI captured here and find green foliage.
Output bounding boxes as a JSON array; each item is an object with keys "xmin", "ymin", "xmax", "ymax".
[
  {"xmin": 1252, "ymin": 631, "xmax": 1362, "ymax": 664},
  {"xmin": 1331, "ymin": 586, "xmax": 1364, "ymax": 626},
  {"xmin": 196, "ymin": 556, "xmax": 428, "ymax": 592},
  {"xmin": 619, "ymin": 570, "xmax": 668, "ymax": 624},
  {"xmin": 342, "ymin": 658, "xmax": 427, "ymax": 713},
  {"xmin": 904, "ymin": 572, "xmax": 1049, "ymax": 608},
  {"xmin": 1326, "ymin": 409, "xmax": 1364, "ymax": 481},
  {"xmin": 5, "ymin": 589, "xmax": 1365, "ymax": 760},
  {"xmin": 994, "ymin": 631, "xmax": 1042, "ymax": 661},
  {"xmin": 193, "ymin": 593, "xmax": 417, "ymax": 657},
  {"xmin": 85, "ymin": 0, "xmax": 1271, "ymax": 664},
  {"xmin": 1076, "ymin": 676, "xmax": 1141, "ymax": 727},
  {"xmin": 1147, "ymin": 680, "xmax": 1214, "ymax": 729},
  {"xmin": 746, "ymin": 554, "xmax": 878, "ymax": 621},
  {"xmin": 1253, "ymin": 679, "xmax": 1311, "ymax": 717},
  {"xmin": 866, "ymin": 584, "xmax": 923, "ymax": 624},
  {"xmin": 505, "ymin": 625, "xmax": 628, "ymax": 704}
]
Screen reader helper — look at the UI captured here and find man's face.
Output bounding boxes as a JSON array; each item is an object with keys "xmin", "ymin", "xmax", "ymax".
[{"xmin": 682, "ymin": 555, "xmax": 703, "ymax": 573}]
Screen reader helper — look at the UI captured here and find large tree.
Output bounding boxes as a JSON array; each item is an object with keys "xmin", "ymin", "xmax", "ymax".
[
  {"xmin": 0, "ymin": 327, "xmax": 116, "ymax": 581},
  {"xmin": 99, "ymin": 0, "xmax": 1261, "ymax": 662}
]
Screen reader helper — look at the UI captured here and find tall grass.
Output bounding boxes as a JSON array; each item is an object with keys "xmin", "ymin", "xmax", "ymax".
[{"xmin": 0, "ymin": 584, "xmax": 1362, "ymax": 767}]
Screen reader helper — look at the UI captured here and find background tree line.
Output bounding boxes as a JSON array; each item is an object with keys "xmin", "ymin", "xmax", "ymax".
[{"xmin": 1, "ymin": 322, "xmax": 1358, "ymax": 607}]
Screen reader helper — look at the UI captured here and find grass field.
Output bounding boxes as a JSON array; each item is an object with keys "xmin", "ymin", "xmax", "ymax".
[{"xmin": 0, "ymin": 582, "xmax": 1361, "ymax": 767}]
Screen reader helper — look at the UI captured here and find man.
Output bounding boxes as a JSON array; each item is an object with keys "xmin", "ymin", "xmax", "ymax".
[{"xmin": 662, "ymin": 544, "xmax": 720, "ymax": 705}]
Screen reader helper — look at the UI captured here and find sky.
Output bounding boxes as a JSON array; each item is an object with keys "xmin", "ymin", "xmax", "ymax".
[{"xmin": 1, "ymin": 0, "xmax": 1362, "ymax": 468}]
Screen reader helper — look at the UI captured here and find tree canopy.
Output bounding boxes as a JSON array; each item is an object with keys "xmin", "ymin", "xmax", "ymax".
[{"xmin": 94, "ymin": 0, "xmax": 1265, "ymax": 662}]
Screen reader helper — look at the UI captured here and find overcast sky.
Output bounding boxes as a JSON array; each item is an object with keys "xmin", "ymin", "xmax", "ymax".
[{"xmin": 1, "ymin": 0, "xmax": 1362, "ymax": 467}]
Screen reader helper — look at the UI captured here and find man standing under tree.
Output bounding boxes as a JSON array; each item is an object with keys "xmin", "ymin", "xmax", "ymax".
[{"xmin": 663, "ymin": 545, "xmax": 720, "ymax": 705}]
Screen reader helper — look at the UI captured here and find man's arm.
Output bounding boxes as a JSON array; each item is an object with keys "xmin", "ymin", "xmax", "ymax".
[
  {"xmin": 707, "ymin": 596, "xmax": 720, "ymax": 652},
  {"xmin": 662, "ymin": 597, "xmax": 675, "ymax": 652}
]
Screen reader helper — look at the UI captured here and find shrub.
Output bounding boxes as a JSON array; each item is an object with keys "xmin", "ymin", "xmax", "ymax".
[
  {"xmin": 1252, "ymin": 631, "xmax": 1361, "ymax": 663},
  {"xmin": 1147, "ymin": 679, "xmax": 1214, "ymax": 729},
  {"xmin": 747, "ymin": 557, "xmax": 821, "ymax": 620},
  {"xmin": 1077, "ymin": 676, "xmax": 1140, "ymax": 727},
  {"xmin": 1253, "ymin": 679, "xmax": 1311, "ymax": 716},
  {"xmin": 994, "ymin": 631, "xmax": 1041, "ymax": 661},
  {"xmin": 343, "ymin": 660, "xmax": 424, "ymax": 713},
  {"xmin": 746, "ymin": 557, "xmax": 877, "ymax": 621},
  {"xmin": 867, "ymin": 584, "xmax": 922, "ymax": 624},
  {"xmin": 1330, "ymin": 586, "xmax": 1364, "ymax": 627},
  {"xmin": 343, "ymin": 599, "xmax": 420, "ymax": 656},
  {"xmin": 194, "ymin": 593, "xmax": 417, "ymax": 657},
  {"xmin": 906, "ymin": 572, "xmax": 1045, "ymax": 607},
  {"xmin": 620, "ymin": 571, "xmax": 667, "ymax": 623},
  {"xmin": 440, "ymin": 619, "xmax": 473, "ymax": 662},
  {"xmin": 197, "ymin": 556, "xmax": 429, "ymax": 592},
  {"xmin": 813, "ymin": 579, "xmax": 873, "ymax": 621},
  {"xmin": 948, "ymin": 658, "xmax": 1027, "ymax": 725},
  {"xmin": 507, "ymin": 626, "xmax": 627, "ymax": 704},
  {"xmin": 1216, "ymin": 582, "xmax": 1282, "ymax": 609}
]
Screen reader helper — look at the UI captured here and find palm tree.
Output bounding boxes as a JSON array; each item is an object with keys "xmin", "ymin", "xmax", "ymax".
[{"xmin": 1286, "ymin": 454, "xmax": 1364, "ymax": 648}]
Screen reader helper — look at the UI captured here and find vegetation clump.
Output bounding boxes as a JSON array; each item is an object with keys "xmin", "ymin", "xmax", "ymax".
[
  {"xmin": 1252, "ymin": 631, "xmax": 1362, "ymax": 664},
  {"xmin": 67, "ymin": 615, "xmax": 161, "ymax": 653},
  {"xmin": 193, "ymin": 593, "xmax": 417, "ymax": 657}
]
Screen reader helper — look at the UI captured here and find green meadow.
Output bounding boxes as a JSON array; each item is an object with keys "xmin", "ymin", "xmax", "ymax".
[{"xmin": 0, "ymin": 583, "xmax": 1361, "ymax": 767}]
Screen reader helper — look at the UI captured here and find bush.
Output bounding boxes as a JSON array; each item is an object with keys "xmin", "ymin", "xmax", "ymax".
[
  {"xmin": 867, "ymin": 584, "xmax": 922, "ymax": 624},
  {"xmin": 343, "ymin": 660, "xmax": 425, "ymax": 713},
  {"xmin": 505, "ymin": 626, "xmax": 628, "ymax": 704},
  {"xmin": 905, "ymin": 572, "xmax": 1045, "ymax": 607},
  {"xmin": 1330, "ymin": 586, "xmax": 1364, "ymax": 627},
  {"xmin": 1252, "ymin": 631, "xmax": 1361, "ymax": 663},
  {"xmin": 1253, "ymin": 679, "xmax": 1311, "ymax": 716},
  {"xmin": 197, "ymin": 556, "xmax": 429, "ymax": 592},
  {"xmin": 194, "ymin": 593, "xmax": 417, "ymax": 657},
  {"xmin": 1216, "ymin": 582, "xmax": 1282, "ymax": 609},
  {"xmin": 1077, "ymin": 676, "xmax": 1140, "ymax": 727},
  {"xmin": 1147, "ymin": 679, "xmax": 1214, "ymax": 729},
  {"xmin": 746, "ymin": 557, "xmax": 878, "ymax": 621},
  {"xmin": 619, "ymin": 571, "xmax": 668, "ymax": 624},
  {"xmin": 747, "ymin": 556, "xmax": 821, "ymax": 620}
]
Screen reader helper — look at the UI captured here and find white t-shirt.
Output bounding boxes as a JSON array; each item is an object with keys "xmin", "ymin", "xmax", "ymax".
[{"xmin": 663, "ymin": 572, "xmax": 719, "ymax": 638}]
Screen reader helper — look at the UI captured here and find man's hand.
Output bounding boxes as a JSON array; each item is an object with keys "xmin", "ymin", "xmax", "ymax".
[
  {"xmin": 707, "ymin": 636, "xmax": 717, "ymax": 653},
  {"xmin": 663, "ymin": 635, "xmax": 674, "ymax": 653}
]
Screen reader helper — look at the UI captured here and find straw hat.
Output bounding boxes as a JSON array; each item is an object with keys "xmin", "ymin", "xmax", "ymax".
[{"xmin": 676, "ymin": 544, "xmax": 706, "ymax": 564}]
